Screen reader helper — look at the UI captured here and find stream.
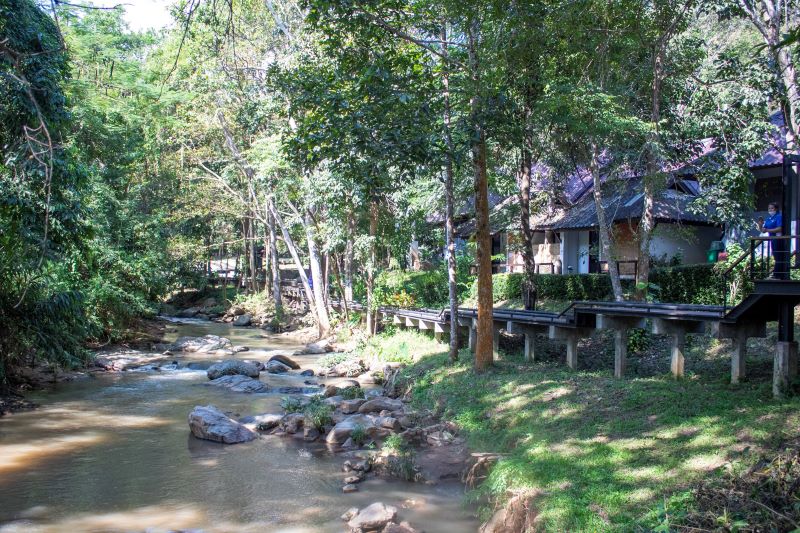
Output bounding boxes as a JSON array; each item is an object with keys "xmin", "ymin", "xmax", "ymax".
[{"xmin": 0, "ymin": 319, "xmax": 478, "ymax": 532}]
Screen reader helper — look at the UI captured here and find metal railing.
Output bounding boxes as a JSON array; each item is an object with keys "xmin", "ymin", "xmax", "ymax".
[{"xmin": 721, "ymin": 235, "xmax": 799, "ymax": 312}]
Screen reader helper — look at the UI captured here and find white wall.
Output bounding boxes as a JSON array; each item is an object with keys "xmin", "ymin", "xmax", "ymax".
[{"xmin": 650, "ymin": 224, "xmax": 720, "ymax": 265}]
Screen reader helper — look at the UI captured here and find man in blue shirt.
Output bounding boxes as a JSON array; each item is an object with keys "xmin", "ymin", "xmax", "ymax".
[{"xmin": 759, "ymin": 202, "xmax": 785, "ymax": 277}]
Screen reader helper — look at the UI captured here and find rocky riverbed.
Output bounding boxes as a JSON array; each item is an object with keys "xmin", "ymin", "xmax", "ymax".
[{"xmin": 0, "ymin": 317, "xmax": 478, "ymax": 532}]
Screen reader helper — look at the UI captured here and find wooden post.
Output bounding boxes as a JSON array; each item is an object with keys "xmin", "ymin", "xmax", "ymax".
[
  {"xmin": 469, "ymin": 320, "xmax": 477, "ymax": 352},
  {"xmin": 524, "ymin": 333, "xmax": 535, "ymax": 362}
]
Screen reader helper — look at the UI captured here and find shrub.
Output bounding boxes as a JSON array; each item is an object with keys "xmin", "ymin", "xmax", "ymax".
[
  {"xmin": 317, "ymin": 352, "xmax": 350, "ymax": 369},
  {"xmin": 350, "ymin": 424, "xmax": 368, "ymax": 446},
  {"xmin": 649, "ymin": 264, "xmax": 727, "ymax": 305},
  {"xmin": 280, "ymin": 396, "xmax": 304, "ymax": 413},
  {"xmin": 340, "ymin": 386, "xmax": 364, "ymax": 400},
  {"xmin": 469, "ymin": 272, "xmax": 615, "ymax": 303},
  {"xmin": 304, "ymin": 395, "xmax": 333, "ymax": 431}
]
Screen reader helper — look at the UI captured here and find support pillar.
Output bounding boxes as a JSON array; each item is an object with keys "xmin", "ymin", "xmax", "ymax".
[
  {"xmin": 506, "ymin": 322, "xmax": 547, "ymax": 363},
  {"xmin": 731, "ymin": 333, "xmax": 747, "ymax": 384},
  {"xmin": 670, "ymin": 331, "xmax": 685, "ymax": 379},
  {"xmin": 774, "ymin": 341, "xmax": 799, "ymax": 397},
  {"xmin": 469, "ymin": 322, "xmax": 477, "ymax": 352},
  {"xmin": 614, "ymin": 330, "xmax": 628, "ymax": 379},
  {"xmin": 524, "ymin": 334, "xmax": 535, "ymax": 362},
  {"xmin": 566, "ymin": 335, "xmax": 578, "ymax": 369},
  {"xmin": 492, "ymin": 327, "xmax": 501, "ymax": 361}
]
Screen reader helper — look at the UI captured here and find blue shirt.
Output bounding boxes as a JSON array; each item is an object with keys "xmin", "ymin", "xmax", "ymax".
[{"xmin": 764, "ymin": 212, "xmax": 782, "ymax": 232}]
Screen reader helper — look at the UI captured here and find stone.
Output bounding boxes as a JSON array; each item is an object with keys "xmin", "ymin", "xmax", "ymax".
[
  {"xmin": 342, "ymin": 483, "xmax": 358, "ymax": 493},
  {"xmin": 358, "ymin": 398, "xmax": 403, "ymax": 414},
  {"xmin": 374, "ymin": 416, "xmax": 401, "ymax": 431},
  {"xmin": 188, "ymin": 405, "xmax": 257, "ymax": 444},
  {"xmin": 339, "ymin": 379, "xmax": 361, "ymax": 388},
  {"xmin": 207, "ymin": 360, "xmax": 261, "ymax": 380},
  {"xmin": 176, "ymin": 306, "xmax": 202, "ymax": 318},
  {"xmin": 324, "ymin": 384, "xmax": 340, "ymax": 398},
  {"xmin": 268, "ymin": 354, "xmax": 300, "ymax": 369},
  {"xmin": 325, "ymin": 396, "xmax": 344, "ymax": 409},
  {"xmin": 233, "ymin": 313, "xmax": 252, "ymax": 327},
  {"xmin": 281, "ymin": 413, "xmax": 305, "ymax": 434},
  {"xmin": 340, "ymin": 399, "xmax": 366, "ymax": 414},
  {"xmin": 304, "ymin": 339, "xmax": 333, "ymax": 354},
  {"xmin": 303, "ymin": 427, "xmax": 320, "ymax": 441},
  {"xmin": 207, "ymin": 375, "xmax": 269, "ymax": 393},
  {"xmin": 239, "ymin": 413, "xmax": 282, "ymax": 430},
  {"xmin": 341, "ymin": 508, "xmax": 359, "ymax": 521},
  {"xmin": 231, "ymin": 305, "xmax": 246, "ymax": 316},
  {"xmin": 344, "ymin": 475, "xmax": 362, "ymax": 484},
  {"xmin": 231, "ymin": 345, "xmax": 249, "ymax": 353},
  {"xmin": 383, "ymin": 522, "xmax": 419, "ymax": 533},
  {"xmin": 300, "ymin": 369, "xmax": 314, "ymax": 376},
  {"xmin": 326, "ymin": 414, "xmax": 381, "ymax": 445},
  {"xmin": 265, "ymin": 360, "xmax": 292, "ymax": 374},
  {"xmin": 347, "ymin": 502, "xmax": 398, "ymax": 531},
  {"xmin": 172, "ymin": 335, "xmax": 232, "ymax": 353},
  {"xmin": 352, "ymin": 459, "xmax": 371, "ymax": 473},
  {"xmin": 358, "ymin": 374, "xmax": 378, "ymax": 385}
]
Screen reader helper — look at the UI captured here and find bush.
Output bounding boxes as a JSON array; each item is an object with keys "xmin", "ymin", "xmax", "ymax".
[
  {"xmin": 649, "ymin": 264, "xmax": 727, "ymax": 305},
  {"xmin": 340, "ymin": 386, "xmax": 364, "ymax": 400},
  {"xmin": 304, "ymin": 395, "xmax": 333, "ymax": 431},
  {"xmin": 350, "ymin": 424, "xmax": 368, "ymax": 446},
  {"xmin": 468, "ymin": 272, "xmax": 615, "ymax": 303},
  {"xmin": 280, "ymin": 396, "xmax": 304, "ymax": 413}
]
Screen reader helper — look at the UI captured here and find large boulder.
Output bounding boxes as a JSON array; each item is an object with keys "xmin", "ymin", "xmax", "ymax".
[
  {"xmin": 358, "ymin": 398, "xmax": 403, "ymax": 414},
  {"xmin": 175, "ymin": 306, "xmax": 202, "ymax": 318},
  {"xmin": 340, "ymin": 399, "xmax": 366, "ymax": 414},
  {"xmin": 268, "ymin": 353, "xmax": 300, "ymax": 370},
  {"xmin": 325, "ymin": 414, "xmax": 385, "ymax": 445},
  {"xmin": 172, "ymin": 335, "xmax": 232, "ymax": 353},
  {"xmin": 232, "ymin": 313, "xmax": 252, "ymax": 327},
  {"xmin": 265, "ymin": 360, "xmax": 292, "ymax": 374},
  {"xmin": 207, "ymin": 375, "xmax": 269, "ymax": 393},
  {"xmin": 347, "ymin": 502, "xmax": 398, "ymax": 532},
  {"xmin": 188, "ymin": 405, "xmax": 257, "ymax": 444},
  {"xmin": 207, "ymin": 360, "xmax": 261, "ymax": 380},
  {"xmin": 303, "ymin": 339, "xmax": 332, "ymax": 354}
]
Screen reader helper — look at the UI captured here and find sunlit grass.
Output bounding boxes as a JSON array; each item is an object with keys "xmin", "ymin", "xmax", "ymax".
[{"xmin": 387, "ymin": 335, "xmax": 800, "ymax": 531}]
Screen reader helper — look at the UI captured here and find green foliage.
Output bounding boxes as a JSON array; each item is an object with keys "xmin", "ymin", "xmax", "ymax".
[
  {"xmin": 303, "ymin": 395, "xmax": 334, "ymax": 431},
  {"xmin": 340, "ymin": 386, "xmax": 364, "ymax": 400},
  {"xmin": 280, "ymin": 396, "xmax": 304, "ymax": 413},
  {"xmin": 382, "ymin": 433, "xmax": 406, "ymax": 453},
  {"xmin": 650, "ymin": 264, "xmax": 727, "ymax": 305},
  {"xmin": 470, "ymin": 273, "xmax": 615, "ymax": 303},
  {"xmin": 350, "ymin": 424, "xmax": 368, "ymax": 446},
  {"xmin": 317, "ymin": 352, "xmax": 350, "ymax": 369}
]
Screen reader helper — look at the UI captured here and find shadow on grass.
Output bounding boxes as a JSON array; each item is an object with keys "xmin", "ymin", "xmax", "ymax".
[{"xmin": 400, "ymin": 342, "xmax": 800, "ymax": 531}]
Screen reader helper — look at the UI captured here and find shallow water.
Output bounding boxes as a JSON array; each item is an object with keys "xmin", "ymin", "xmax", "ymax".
[{"xmin": 0, "ymin": 319, "xmax": 478, "ymax": 532}]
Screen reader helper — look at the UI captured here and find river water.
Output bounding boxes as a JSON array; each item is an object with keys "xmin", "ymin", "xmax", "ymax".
[{"xmin": 0, "ymin": 319, "xmax": 478, "ymax": 532}]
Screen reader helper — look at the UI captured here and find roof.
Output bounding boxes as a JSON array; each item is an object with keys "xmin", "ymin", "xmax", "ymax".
[
  {"xmin": 544, "ymin": 177, "xmax": 716, "ymax": 231},
  {"xmin": 454, "ymin": 195, "xmax": 566, "ymax": 238}
]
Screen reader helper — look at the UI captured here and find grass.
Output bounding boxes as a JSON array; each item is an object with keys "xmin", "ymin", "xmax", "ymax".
[{"xmin": 372, "ymin": 328, "xmax": 800, "ymax": 531}]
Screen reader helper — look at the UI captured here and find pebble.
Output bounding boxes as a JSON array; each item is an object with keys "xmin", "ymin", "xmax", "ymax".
[{"xmin": 342, "ymin": 483, "xmax": 358, "ymax": 493}]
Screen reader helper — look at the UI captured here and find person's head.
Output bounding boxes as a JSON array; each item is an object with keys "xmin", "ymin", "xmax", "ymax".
[{"xmin": 768, "ymin": 202, "xmax": 780, "ymax": 214}]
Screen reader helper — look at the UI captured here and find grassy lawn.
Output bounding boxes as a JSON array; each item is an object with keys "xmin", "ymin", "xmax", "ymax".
[{"xmin": 372, "ymin": 328, "xmax": 800, "ymax": 531}]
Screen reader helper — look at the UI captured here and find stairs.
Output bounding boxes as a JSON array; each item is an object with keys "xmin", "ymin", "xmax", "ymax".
[{"xmin": 724, "ymin": 280, "xmax": 800, "ymax": 323}]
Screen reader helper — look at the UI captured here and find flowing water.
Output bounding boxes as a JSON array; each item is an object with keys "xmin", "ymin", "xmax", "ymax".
[{"xmin": 0, "ymin": 319, "xmax": 478, "ymax": 532}]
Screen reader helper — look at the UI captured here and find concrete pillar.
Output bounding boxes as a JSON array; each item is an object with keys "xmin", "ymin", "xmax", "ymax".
[
  {"xmin": 524, "ymin": 333, "xmax": 535, "ymax": 362},
  {"xmin": 731, "ymin": 333, "xmax": 747, "ymax": 384},
  {"xmin": 774, "ymin": 341, "xmax": 799, "ymax": 397},
  {"xmin": 614, "ymin": 329, "xmax": 627, "ymax": 378},
  {"xmin": 566, "ymin": 334, "xmax": 578, "ymax": 369},
  {"xmin": 434, "ymin": 331, "xmax": 443, "ymax": 342},
  {"xmin": 670, "ymin": 332, "xmax": 686, "ymax": 379},
  {"xmin": 493, "ymin": 327, "xmax": 501, "ymax": 361},
  {"xmin": 469, "ymin": 322, "xmax": 477, "ymax": 352}
]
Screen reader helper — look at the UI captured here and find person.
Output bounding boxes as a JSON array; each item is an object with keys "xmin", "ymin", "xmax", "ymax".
[{"xmin": 758, "ymin": 202, "xmax": 785, "ymax": 276}]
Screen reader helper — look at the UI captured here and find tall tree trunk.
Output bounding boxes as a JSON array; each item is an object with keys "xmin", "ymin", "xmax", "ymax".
[
  {"xmin": 304, "ymin": 207, "xmax": 331, "ymax": 336},
  {"xmin": 268, "ymin": 199, "xmax": 325, "ymax": 335},
  {"xmin": 249, "ymin": 217, "xmax": 257, "ymax": 292},
  {"xmin": 468, "ymin": 20, "xmax": 494, "ymax": 371},
  {"xmin": 331, "ymin": 251, "xmax": 349, "ymax": 318},
  {"xmin": 590, "ymin": 144, "xmax": 624, "ymax": 301},
  {"xmin": 267, "ymin": 205, "xmax": 282, "ymax": 316},
  {"xmin": 441, "ymin": 22, "xmax": 459, "ymax": 362},
  {"xmin": 344, "ymin": 211, "xmax": 355, "ymax": 302},
  {"xmin": 518, "ymin": 147, "xmax": 536, "ymax": 277},
  {"xmin": 366, "ymin": 199, "xmax": 379, "ymax": 336}
]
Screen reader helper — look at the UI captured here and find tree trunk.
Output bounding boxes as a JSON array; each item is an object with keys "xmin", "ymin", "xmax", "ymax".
[
  {"xmin": 518, "ymin": 147, "xmax": 535, "ymax": 278},
  {"xmin": 344, "ymin": 211, "xmax": 355, "ymax": 302},
  {"xmin": 468, "ymin": 20, "xmax": 494, "ymax": 371},
  {"xmin": 365, "ymin": 199, "xmax": 379, "ymax": 336},
  {"xmin": 267, "ymin": 206, "xmax": 282, "ymax": 316},
  {"xmin": 268, "ymin": 198, "xmax": 324, "ymax": 335},
  {"xmin": 332, "ymin": 251, "xmax": 349, "ymax": 318},
  {"xmin": 590, "ymin": 144, "xmax": 624, "ymax": 301},
  {"xmin": 248, "ymin": 217, "xmax": 257, "ymax": 292},
  {"xmin": 441, "ymin": 22, "xmax": 459, "ymax": 363},
  {"xmin": 304, "ymin": 207, "xmax": 331, "ymax": 335}
]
